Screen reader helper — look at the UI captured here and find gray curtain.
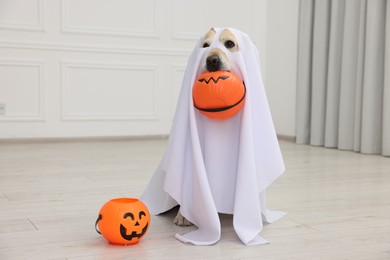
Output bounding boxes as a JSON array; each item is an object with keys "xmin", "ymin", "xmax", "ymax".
[{"xmin": 296, "ymin": 0, "xmax": 390, "ymax": 156}]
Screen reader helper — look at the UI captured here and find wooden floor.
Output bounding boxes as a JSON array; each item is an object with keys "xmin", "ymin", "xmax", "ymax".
[{"xmin": 0, "ymin": 138, "xmax": 389, "ymax": 260}]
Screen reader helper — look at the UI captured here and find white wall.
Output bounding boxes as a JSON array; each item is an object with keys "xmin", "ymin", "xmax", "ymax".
[
  {"xmin": 0, "ymin": 0, "xmax": 298, "ymax": 139},
  {"xmin": 265, "ymin": 0, "xmax": 300, "ymax": 137}
]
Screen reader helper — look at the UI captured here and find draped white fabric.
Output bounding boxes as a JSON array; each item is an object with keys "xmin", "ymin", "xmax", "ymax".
[
  {"xmin": 296, "ymin": 0, "xmax": 390, "ymax": 156},
  {"xmin": 141, "ymin": 28, "xmax": 285, "ymax": 245}
]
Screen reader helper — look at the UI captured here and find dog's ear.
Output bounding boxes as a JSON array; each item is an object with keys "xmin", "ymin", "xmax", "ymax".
[{"xmin": 202, "ymin": 28, "xmax": 216, "ymax": 48}]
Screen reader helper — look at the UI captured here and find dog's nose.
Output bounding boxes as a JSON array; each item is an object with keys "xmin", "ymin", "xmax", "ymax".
[{"xmin": 206, "ymin": 55, "xmax": 221, "ymax": 72}]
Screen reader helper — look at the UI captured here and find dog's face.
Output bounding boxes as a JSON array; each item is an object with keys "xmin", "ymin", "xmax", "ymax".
[{"xmin": 200, "ymin": 28, "xmax": 239, "ymax": 73}]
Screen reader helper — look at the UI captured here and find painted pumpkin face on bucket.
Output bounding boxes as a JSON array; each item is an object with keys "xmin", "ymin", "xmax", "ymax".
[
  {"xmin": 96, "ymin": 198, "xmax": 150, "ymax": 245},
  {"xmin": 192, "ymin": 70, "xmax": 246, "ymax": 120}
]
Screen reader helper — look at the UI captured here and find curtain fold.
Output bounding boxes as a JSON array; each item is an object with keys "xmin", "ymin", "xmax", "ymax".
[
  {"xmin": 310, "ymin": 0, "xmax": 331, "ymax": 146},
  {"xmin": 384, "ymin": 1, "xmax": 390, "ymax": 155},
  {"xmin": 338, "ymin": 0, "xmax": 363, "ymax": 151},
  {"xmin": 296, "ymin": 0, "xmax": 390, "ymax": 156},
  {"xmin": 361, "ymin": 0, "xmax": 386, "ymax": 154},
  {"xmin": 325, "ymin": 0, "xmax": 345, "ymax": 148},
  {"xmin": 296, "ymin": 0, "xmax": 314, "ymax": 144}
]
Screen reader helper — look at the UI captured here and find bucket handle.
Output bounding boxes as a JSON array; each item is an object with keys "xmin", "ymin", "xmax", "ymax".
[{"xmin": 95, "ymin": 214, "xmax": 102, "ymax": 235}]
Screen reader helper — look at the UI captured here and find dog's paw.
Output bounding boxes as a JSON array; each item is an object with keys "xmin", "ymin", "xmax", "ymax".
[{"xmin": 174, "ymin": 211, "xmax": 193, "ymax": 226}]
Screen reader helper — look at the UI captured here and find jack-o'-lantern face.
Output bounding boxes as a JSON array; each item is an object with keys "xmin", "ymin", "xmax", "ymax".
[
  {"xmin": 119, "ymin": 210, "xmax": 149, "ymax": 242},
  {"xmin": 192, "ymin": 70, "xmax": 246, "ymax": 120},
  {"xmin": 96, "ymin": 198, "xmax": 150, "ymax": 245}
]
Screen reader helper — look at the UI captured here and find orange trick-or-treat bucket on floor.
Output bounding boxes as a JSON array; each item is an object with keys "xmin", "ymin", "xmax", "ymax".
[
  {"xmin": 192, "ymin": 70, "xmax": 246, "ymax": 120},
  {"xmin": 95, "ymin": 198, "xmax": 150, "ymax": 245}
]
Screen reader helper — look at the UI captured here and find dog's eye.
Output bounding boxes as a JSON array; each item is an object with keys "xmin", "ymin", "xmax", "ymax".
[
  {"xmin": 224, "ymin": 40, "xmax": 236, "ymax": 49},
  {"xmin": 202, "ymin": 42, "xmax": 210, "ymax": 48}
]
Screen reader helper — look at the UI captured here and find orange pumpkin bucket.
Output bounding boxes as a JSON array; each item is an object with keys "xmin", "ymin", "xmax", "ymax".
[
  {"xmin": 192, "ymin": 70, "xmax": 246, "ymax": 120},
  {"xmin": 95, "ymin": 198, "xmax": 150, "ymax": 245}
]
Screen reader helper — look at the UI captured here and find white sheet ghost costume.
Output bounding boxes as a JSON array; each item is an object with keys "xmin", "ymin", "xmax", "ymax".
[{"xmin": 141, "ymin": 28, "xmax": 285, "ymax": 246}]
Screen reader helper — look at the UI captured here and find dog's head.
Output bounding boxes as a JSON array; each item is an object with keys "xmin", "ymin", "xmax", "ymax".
[
  {"xmin": 192, "ymin": 28, "xmax": 246, "ymax": 120},
  {"xmin": 200, "ymin": 28, "xmax": 239, "ymax": 73}
]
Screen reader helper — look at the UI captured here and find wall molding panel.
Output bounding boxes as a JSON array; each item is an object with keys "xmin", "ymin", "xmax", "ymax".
[
  {"xmin": 0, "ymin": 60, "xmax": 45, "ymax": 121},
  {"xmin": 60, "ymin": 61, "xmax": 159, "ymax": 121},
  {"xmin": 0, "ymin": 0, "xmax": 45, "ymax": 32},
  {"xmin": 60, "ymin": 0, "xmax": 159, "ymax": 38}
]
